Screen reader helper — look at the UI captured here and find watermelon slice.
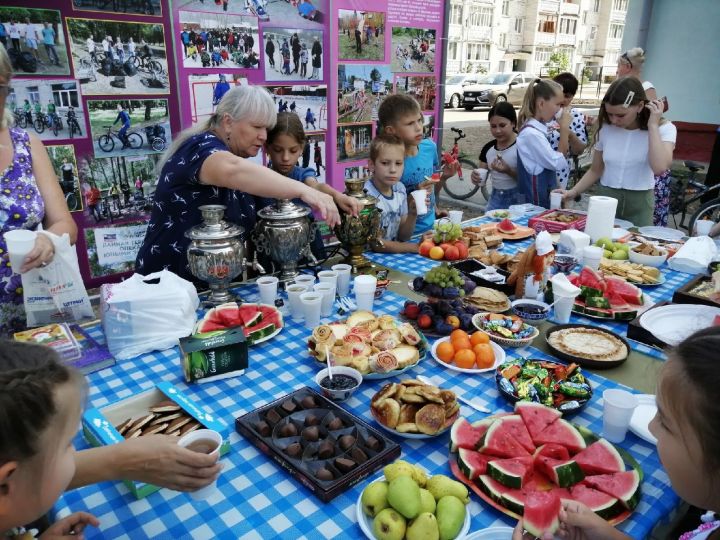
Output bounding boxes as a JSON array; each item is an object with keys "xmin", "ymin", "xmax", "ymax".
[
  {"xmin": 569, "ymin": 484, "xmax": 622, "ymax": 520},
  {"xmin": 605, "ymin": 276, "xmax": 643, "ymax": 306},
  {"xmin": 258, "ymin": 304, "xmax": 283, "ymax": 327},
  {"xmin": 243, "ymin": 320, "xmax": 277, "ymax": 343},
  {"xmin": 488, "ymin": 456, "xmax": 534, "ymax": 489},
  {"xmin": 523, "ymin": 490, "xmax": 561, "ymax": 538},
  {"xmin": 515, "ymin": 402, "xmax": 562, "ymax": 441},
  {"xmin": 583, "ymin": 470, "xmax": 641, "ymax": 510},
  {"xmin": 533, "ymin": 443, "xmax": 570, "ymax": 461},
  {"xmin": 496, "ymin": 415, "xmax": 536, "ymax": 454},
  {"xmin": 534, "ymin": 455, "xmax": 584, "ymax": 487},
  {"xmin": 457, "ymin": 448, "xmax": 493, "ymax": 480},
  {"xmin": 477, "ymin": 475, "xmax": 526, "ymax": 515},
  {"xmin": 196, "ymin": 311, "xmax": 227, "ymax": 333},
  {"xmin": 534, "ymin": 419, "xmax": 587, "ymax": 453},
  {"xmin": 574, "ymin": 440, "xmax": 625, "ymax": 476},
  {"xmin": 450, "ymin": 417, "xmax": 493, "ymax": 452},
  {"xmin": 237, "ymin": 304, "xmax": 263, "ymax": 327},
  {"xmin": 479, "ymin": 419, "xmax": 531, "ymax": 458},
  {"xmin": 216, "ymin": 303, "xmax": 247, "ymax": 328},
  {"xmin": 579, "ymin": 267, "xmax": 605, "ymax": 294}
]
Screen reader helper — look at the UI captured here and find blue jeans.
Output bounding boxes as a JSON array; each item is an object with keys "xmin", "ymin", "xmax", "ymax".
[{"xmin": 486, "ymin": 187, "xmax": 524, "ymax": 211}]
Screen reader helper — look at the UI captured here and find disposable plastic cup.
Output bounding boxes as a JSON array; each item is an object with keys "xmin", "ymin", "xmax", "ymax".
[
  {"xmin": 410, "ymin": 190, "xmax": 428, "ymax": 215},
  {"xmin": 449, "ymin": 210, "xmax": 463, "ymax": 225},
  {"xmin": 317, "ymin": 270, "xmax": 338, "ymax": 288},
  {"xmin": 473, "ymin": 168, "xmax": 488, "ymax": 185},
  {"xmin": 293, "ymin": 274, "xmax": 316, "ymax": 289},
  {"xmin": 299, "ymin": 292, "xmax": 323, "ymax": 329},
  {"xmin": 353, "ymin": 275, "xmax": 377, "ymax": 311},
  {"xmin": 582, "ymin": 245, "xmax": 603, "ymax": 270},
  {"xmin": 602, "ymin": 389, "xmax": 638, "ymax": 443},
  {"xmin": 331, "ymin": 264, "xmax": 352, "ymax": 296},
  {"xmin": 550, "ymin": 191, "xmax": 563, "ymax": 210},
  {"xmin": 177, "ymin": 429, "xmax": 222, "ymax": 501},
  {"xmin": 553, "ymin": 293, "xmax": 577, "ymax": 324},
  {"xmin": 256, "ymin": 276, "xmax": 279, "ymax": 306},
  {"xmin": 695, "ymin": 219, "xmax": 714, "ymax": 237},
  {"xmin": 286, "ymin": 283, "xmax": 309, "ymax": 320},
  {"xmin": 4, "ymin": 229, "xmax": 37, "ymax": 272},
  {"xmin": 313, "ymin": 282, "xmax": 336, "ymax": 317}
]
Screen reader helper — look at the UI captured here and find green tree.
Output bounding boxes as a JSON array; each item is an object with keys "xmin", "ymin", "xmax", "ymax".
[{"xmin": 546, "ymin": 51, "xmax": 570, "ymax": 78}]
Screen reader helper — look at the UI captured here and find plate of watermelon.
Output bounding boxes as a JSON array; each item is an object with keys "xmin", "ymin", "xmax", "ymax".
[
  {"xmin": 195, "ymin": 302, "xmax": 283, "ymax": 345},
  {"xmin": 564, "ymin": 268, "xmax": 650, "ymax": 322},
  {"xmin": 449, "ymin": 403, "xmax": 643, "ymax": 534}
]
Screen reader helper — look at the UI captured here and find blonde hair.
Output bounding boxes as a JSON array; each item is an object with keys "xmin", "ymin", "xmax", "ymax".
[
  {"xmin": 517, "ymin": 78, "xmax": 563, "ymax": 126},
  {"xmin": 159, "ymin": 85, "xmax": 277, "ymax": 171},
  {"xmin": 0, "ymin": 43, "xmax": 13, "ymax": 129},
  {"xmin": 618, "ymin": 47, "xmax": 646, "ymax": 70}
]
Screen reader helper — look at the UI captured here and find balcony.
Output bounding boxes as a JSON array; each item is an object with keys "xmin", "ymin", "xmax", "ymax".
[
  {"xmin": 466, "ymin": 26, "xmax": 492, "ymax": 41},
  {"xmin": 539, "ymin": 0, "xmax": 560, "ymax": 13},
  {"xmin": 560, "ymin": 2, "xmax": 580, "ymax": 15},
  {"xmin": 535, "ymin": 32, "xmax": 556, "ymax": 46},
  {"xmin": 557, "ymin": 33, "xmax": 576, "ymax": 46},
  {"xmin": 448, "ymin": 23, "xmax": 463, "ymax": 40},
  {"xmin": 606, "ymin": 36, "xmax": 622, "ymax": 49}
]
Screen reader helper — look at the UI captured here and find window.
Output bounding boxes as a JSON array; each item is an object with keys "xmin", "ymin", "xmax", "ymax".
[
  {"xmin": 609, "ymin": 23, "xmax": 624, "ymax": 39},
  {"xmin": 589, "ymin": 26, "xmax": 598, "ymax": 39},
  {"xmin": 27, "ymin": 87, "xmax": 40, "ymax": 105},
  {"xmin": 466, "ymin": 43, "xmax": 490, "ymax": 61},
  {"xmin": 593, "ymin": 0, "xmax": 600, "ymax": 12},
  {"xmin": 469, "ymin": 7, "xmax": 493, "ymax": 27},
  {"xmin": 613, "ymin": 0, "xmax": 628, "ymax": 10},
  {"xmin": 535, "ymin": 47, "xmax": 552, "ymax": 64},
  {"xmin": 498, "ymin": 32, "xmax": 507, "ymax": 49},
  {"xmin": 450, "ymin": 4, "xmax": 462, "ymax": 25},
  {"xmin": 448, "ymin": 41, "xmax": 458, "ymax": 60},
  {"xmin": 577, "ymin": 40, "xmax": 584, "ymax": 54},
  {"xmin": 51, "ymin": 83, "xmax": 79, "ymax": 108},
  {"xmin": 514, "ymin": 17, "xmax": 524, "ymax": 34},
  {"xmin": 582, "ymin": 10, "xmax": 588, "ymax": 23},
  {"xmin": 559, "ymin": 18, "xmax": 577, "ymax": 34},
  {"xmin": 502, "ymin": 0, "xmax": 509, "ymax": 16},
  {"xmin": 537, "ymin": 14, "xmax": 557, "ymax": 33}
]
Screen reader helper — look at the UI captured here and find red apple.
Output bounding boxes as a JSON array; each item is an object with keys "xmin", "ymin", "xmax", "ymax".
[
  {"xmin": 417, "ymin": 314, "xmax": 432, "ymax": 329},
  {"xmin": 418, "ymin": 240, "xmax": 435, "ymax": 257},
  {"xmin": 444, "ymin": 245, "xmax": 460, "ymax": 261}
]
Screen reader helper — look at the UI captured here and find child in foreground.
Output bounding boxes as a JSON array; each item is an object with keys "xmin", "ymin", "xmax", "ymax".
[
  {"xmin": 377, "ymin": 94, "xmax": 457, "ymax": 235},
  {"xmin": 513, "ymin": 326, "xmax": 720, "ymax": 540},
  {"xmin": 364, "ymin": 133, "xmax": 420, "ymax": 253},
  {"xmin": 0, "ymin": 341, "xmax": 99, "ymax": 539}
]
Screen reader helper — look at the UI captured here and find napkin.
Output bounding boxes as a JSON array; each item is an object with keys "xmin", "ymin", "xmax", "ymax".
[{"xmin": 667, "ymin": 236, "xmax": 718, "ymax": 274}]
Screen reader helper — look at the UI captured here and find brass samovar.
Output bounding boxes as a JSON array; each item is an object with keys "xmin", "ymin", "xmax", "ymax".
[{"xmin": 334, "ymin": 177, "xmax": 382, "ymax": 273}]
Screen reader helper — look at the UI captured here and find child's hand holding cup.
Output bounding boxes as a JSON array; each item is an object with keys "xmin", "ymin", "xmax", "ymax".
[
  {"xmin": 471, "ymin": 168, "xmax": 488, "ymax": 186},
  {"xmin": 410, "ymin": 189, "xmax": 428, "ymax": 215}
]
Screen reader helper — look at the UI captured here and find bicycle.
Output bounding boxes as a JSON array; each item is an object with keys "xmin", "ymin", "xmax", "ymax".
[
  {"xmin": 48, "ymin": 113, "xmax": 63, "ymax": 137},
  {"xmin": 13, "ymin": 110, "xmax": 27, "ymax": 129},
  {"xmin": 97, "ymin": 125, "xmax": 142, "ymax": 153},
  {"xmin": 32, "ymin": 112, "xmax": 47, "ymax": 134},
  {"xmin": 67, "ymin": 113, "xmax": 81, "ymax": 139},
  {"xmin": 668, "ymin": 160, "xmax": 720, "ymax": 233},
  {"xmin": 59, "ymin": 176, "xmax": 80, "ymax": 212},
  {"xmin": 132, "ymin": 54, "xmax": 163, "ymax": 75},
  {"xmin": 441, "ymin": 127, "xmax": 490, "ymax": 201}
]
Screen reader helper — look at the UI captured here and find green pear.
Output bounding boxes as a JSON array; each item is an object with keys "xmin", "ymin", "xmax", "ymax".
[
  {"xmin": 603, "ymin": 249, "xmax": 613, "ymax": 258},
  {"xmin": 384, "ymin": 460, "xmax": 417, "ymax": 483},
  {"xmin": 373, "ymin": 508, "xmax": 407, "ymax": 540},
  {"xmin": 419, "ymin": 488, "xmax": 436, "ymax": 514},
  {"xmin": 436, "ymin": 495, "xmax": 466, "ymax": 540},
  {"xmin": 361, "ymin": 480, "xmax": 389, "ymax": 517},
  {"xmin": 596, "ymin": 237, "xmax": 613, "ymax": 250},
  {"xmin": 387, "ymin": 475, "xmax": 421, "ymax": 519},
  {"xmin": 406, "ymin": 512, "xmax": 440, "ymax": 540},
  {"xmin": 412, "ymin": 464, "xmax": 428, "ymax": 487},
  {"xmin": 611, "ymin": 249, "xmax": 628, "ymax": 260},
  {"xmin": 426, "ymin": 475, "xmax": 469, "ymax": 504}
]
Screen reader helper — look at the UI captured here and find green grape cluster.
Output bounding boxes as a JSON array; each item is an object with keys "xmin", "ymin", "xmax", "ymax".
[
  {"xmin": 432, "ymin": 221, "xmax": 463, "ymax": 243},
  {"xmin": 424, "ymin": 263, "xmax": 464, "ymax": 287}
]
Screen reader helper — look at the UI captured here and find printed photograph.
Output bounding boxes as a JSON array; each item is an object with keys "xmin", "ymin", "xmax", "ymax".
[
  {"xmin": 338, "ymin": 64, "xmax": 391, "ymax": 123},
  {"xmin": 46, "ymin": 145, "xmax": 82, "ymax": 213},
  {"xmin": 175, "ymin": 0, "xmax": 325, "ymax": 26},
  {"xmin": 0, "ymin": 8, "xmax": 69, "ymax": 76},
  {"xmin": 83, "ymin": 221, "xmax": 149, "ymax": 278},
  {"xmin": 188, "ymin": 73, "xmax": 247, "ymax": 125},
  {"xmin": 337, "ymin": 9, "xmax": 384, "ymax": 62},
  {"xmin": 391, "ymin": 28, "xmax": 435, "ymax": 73},
  {"xmin": 336, "ymin": 123, "xmax": 371, "ymax": 163},
  {"xmin": 66, "ymin": 18, "xmax": 169, "ymax": 95},
  {"xmin": 87, "ymin": 98, "xmax": 171, "ymax": 158},
  {"xmin": 178, "ymin": 12, "xmax": 259, "ymax": 69},
  {"xmin": 423, "ymin": 113, "xmax": 435, "ymax": 139},
  {"xmin": 7, "ymin": 79, "xmax": 87, "ymax": 142},
  {"xmin": 79, "ymin": 153, "xmax": 160, "ymax": 225},
  {"xmin": 264, "ymin": 84, "xmax": 327, "ymax": 130},
  {"xmin": 395, "ymin": 75, "xmax": 436, "ymax": 111},
  {"xmin": 262, "ymin": 28, "xmax": 323, "ymax": 82},
  {"xmin": 343, "ymin": 164, "xmax": 370, "ymax": 181},
  {"xmin": 71, "ymin": 0, "xmax": 161, "ymax": 16}
]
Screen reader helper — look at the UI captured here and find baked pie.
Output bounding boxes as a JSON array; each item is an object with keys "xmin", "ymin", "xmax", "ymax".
[{"xmin": 548, "ymin": 327, "xmax": 628, "ymax": 362}]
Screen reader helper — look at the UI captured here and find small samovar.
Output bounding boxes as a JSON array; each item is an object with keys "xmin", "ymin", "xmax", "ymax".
[
  {"xmin": 334, "ymin": 177, "xmax": 382, "ymax": 273},
  {"xmin": 252, "ymin": 198, "xmax": 316, "ymax": 282},
  {"xmin": 185, "ymin": 205, "xmax": 245, "ymax": 305}
]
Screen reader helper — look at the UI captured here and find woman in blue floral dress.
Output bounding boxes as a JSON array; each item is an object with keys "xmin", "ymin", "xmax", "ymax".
[{"xmin": 0, "ymin": 45, "xmax": 77, "ymax": 335}]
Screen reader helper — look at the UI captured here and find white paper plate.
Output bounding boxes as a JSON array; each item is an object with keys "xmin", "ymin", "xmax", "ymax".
[
  {"xmin": 637, "ymin": 226, "xmax": 685, "ymax": 242},
  {"xmin": 629, "ymin": 394, "xmax": 658, "ymax": 445},
  {"xmin": 612, "ymin": 228, "xmax": 631, "ymax": 240},
  {"xmin": 356, "ymin": 472, "xmax": 472, "ymax": 540},
  {"xmin": 486, "ymin": 209, "xmax": 519, "ymax": 221},
  {"xmin": 615, "ymin": 218, "xmax": 634, "ymax": 229},
  {"xmin": 639, "ymin": 304, "xmax": 720, "ymax": 345},
  {"xmin": 370, "ymin": 407, "xmax": 457, "ymax": 439},
  {"xmin": 465, "ymin": 527, "xmax": 514, "ymax": 540},
  {"xmin": 431, "ymin": 337, "xmax": 506, "ymax": 373}
]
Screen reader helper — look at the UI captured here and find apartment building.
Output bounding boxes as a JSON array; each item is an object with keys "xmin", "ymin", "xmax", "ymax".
[{"xmin": 445, "ymin": 0, "xmax": 629, "ymax": 78}]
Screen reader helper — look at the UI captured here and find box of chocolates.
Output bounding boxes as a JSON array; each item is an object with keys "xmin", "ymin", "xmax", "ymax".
[
  {"xmin": 235, "ymin": 387, "xmax": 401, "ymax": 502},
  {"xmin": 82, "ymin": 381, "xmax": 230, "ymax": 499}
]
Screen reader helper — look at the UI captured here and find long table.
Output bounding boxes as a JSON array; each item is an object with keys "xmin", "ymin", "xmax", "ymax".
[{"xmin": 55, "ymin": 284, "xmax": 679, "ymax": 539}]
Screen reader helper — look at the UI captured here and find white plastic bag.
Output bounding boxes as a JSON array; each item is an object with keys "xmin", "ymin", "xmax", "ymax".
[
  {"xmin": 668, "ymin": 236, "xmax": 717, "ymax": 274},
  {"xmin": 22, "ymin": 231, "xmax": 94, "ymax": 327},
  {"xmin": 101, "ymin": 269, "xmax": 199, "ymax": 360}
]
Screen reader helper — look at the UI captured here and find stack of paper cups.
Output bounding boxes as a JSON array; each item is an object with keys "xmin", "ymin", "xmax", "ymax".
[{"xmin": 583, "ymin": 196, "xmax": 618, "ymax": 243}]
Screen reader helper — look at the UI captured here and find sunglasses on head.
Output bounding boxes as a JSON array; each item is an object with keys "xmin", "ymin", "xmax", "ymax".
[{"xmin": 621, "ymin": 52, "xmax": 633, "ymax": 68}]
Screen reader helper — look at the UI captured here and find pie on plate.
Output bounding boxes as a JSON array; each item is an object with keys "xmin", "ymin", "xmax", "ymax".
[{"xmin": 548, "ymin": 327, "xmax": 628, "ymax": 363}]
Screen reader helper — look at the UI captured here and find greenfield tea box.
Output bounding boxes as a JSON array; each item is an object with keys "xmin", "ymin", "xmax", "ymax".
[{"xmin": 179, "ymin": 328, "xmax": 248, "ymax": 383}]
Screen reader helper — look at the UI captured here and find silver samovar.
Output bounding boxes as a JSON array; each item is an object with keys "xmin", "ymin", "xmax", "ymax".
[
  {"xmin": 334, "ymin": 177, "xmax": 382, "ymax": 273},
  {"xmin": 252, "ymin": 198, "xmax": 316, "ymax": 282},
  {"xmin": 185, "ymin": 205, "xmax": 245, "ymax": 305}
]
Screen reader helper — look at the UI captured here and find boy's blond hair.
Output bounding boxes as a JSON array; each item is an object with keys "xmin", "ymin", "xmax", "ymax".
[
  {"xmin": 369, "ymin": 132, "xmax": 405, "ymax": 162},
  {"xmin": 377, "ymin": 94, "xmax": 421, "ymax": 132}
]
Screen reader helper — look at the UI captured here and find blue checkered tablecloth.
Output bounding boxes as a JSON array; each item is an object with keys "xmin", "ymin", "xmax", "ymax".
[{"xmin": 54, "ymin": 287, "xmax": 677, "ymax": 539}]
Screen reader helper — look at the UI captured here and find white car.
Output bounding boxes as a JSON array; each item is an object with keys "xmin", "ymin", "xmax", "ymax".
[
  {"xmin": 462, "ymin": 72, "xmax": 536, "ymax": 110},
  {"xmin": 444, "ymin": 74, "xmax": 482, "ymax": 109}
]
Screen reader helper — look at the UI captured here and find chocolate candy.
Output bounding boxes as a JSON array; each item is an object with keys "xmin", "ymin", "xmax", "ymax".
[
  {"xmin": 302, "ymin": 426, "xmax": 319, "ymax": 442},
  {"xmin": 338, "ymin": 435, "xmax": 355, "ymax": 451},
  {"xmin": 266, "ymin": 409, "xmax": 282, "ymax": 426},
  {"xmin": 317, "ymin": 440, "xmax": 334, "ymax": 459},
  {"xmin": 365, "ymin": 435, "xmax": 381, "ymax": 451},
  {"xmin": 300, "ymin": 396, "xmax": 317, "ymax": 409},
  {"xmin": 278, "ymin": 423, "xmax": 298, "ymax": 438},
  {"xmin": 334, "ymin": 458, "xmax": 356, "ymax": 473},
  {"xmin": 316, "ymin": 467, "xmax": 334, "ymax": 481},
  {"xmin": 304, "ymin": 415, "xmax": 320, "ymax": 427},
  {"xmin": 285, "ymin": 442, "xmax": 302, "ymax": 458},
  {"xmin": 351, "ymin": 447, "xmax": 368, "ymax": 464},
  {"xmin": 281, "ymin": 400, "xmax": 298, "ymax": 414},
  {"xmin": 327, "ymin": 417, "xmax": 344, "ymax": 431}
]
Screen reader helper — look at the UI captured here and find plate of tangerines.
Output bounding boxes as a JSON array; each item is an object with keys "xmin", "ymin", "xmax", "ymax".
[{"xmin": 431, "ymin": 329, "xmax": 506, "ymax": 374}]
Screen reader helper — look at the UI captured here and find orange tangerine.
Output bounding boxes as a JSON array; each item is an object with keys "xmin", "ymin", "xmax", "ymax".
[
  {"xmin": 450, "ymin": 329, "xmax": 469, "ymax": 342},
  {"xmin": 473, "ymin": 343, "xmax": 495, "ymax": 368},
  {"xmin": 429, "ymin": 246, "xmax": 445, "ymax": 260},
  {"xmin": 470, "ymin": 331, "xmax": 490, "ymax": 346},
  {"xmin": 451, "ymin": 336, "xmax": 472, "ymax": 351},
  {"xmin": 454, "ymin": 348, "xmax": 476, "ymax": 369},
  {"xmin": 436, "ymin": 341, "xmax": 455, "ymax": 363}
]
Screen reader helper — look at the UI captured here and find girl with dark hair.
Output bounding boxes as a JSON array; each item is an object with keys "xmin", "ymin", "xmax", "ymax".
[
  {"xmin": 551, "ymin": 72, "xmax": 588, "ymax": 189},
  {"xmin": 471, "ymin": 101, "xmax": 520, "ymax": 210},
  {"xmin": 558, "ymin": 76, "xmax": 675, "ymax": 226}
]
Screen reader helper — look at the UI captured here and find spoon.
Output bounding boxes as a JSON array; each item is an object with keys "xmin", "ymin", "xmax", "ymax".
[
  {"xmin": 416, "ymin": 375, "xmax": 491, "ymax": 414},
  {"xmin": 325, "ymin": 345, "xmax": 333, "ymax": 381}
]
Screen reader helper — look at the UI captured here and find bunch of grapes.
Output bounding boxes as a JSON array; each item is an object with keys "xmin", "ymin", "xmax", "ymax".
[
  {"xmin": 423, "ymin": 263, "xmax": 465, "ymax": 288},
  {"xmin": 433, "ymin": 220, "xmax": 463, "ymax": 243}
]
